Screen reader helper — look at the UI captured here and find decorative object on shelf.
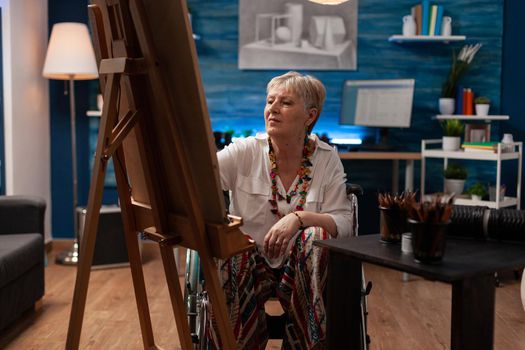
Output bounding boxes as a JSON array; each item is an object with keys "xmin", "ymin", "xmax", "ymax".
[
  {"xmin": 466, "ymin": 182, "xmax": 487, "ymax": 201},
  {"xmin": 402, "ymin": 15, "xmax": 416, "ymax": 36},
  {"xmin": 408, "ymin": 195, "xmax": 454, "ymax": 263},
  {"xmin": 443, "ymin": 163, "xmax": 467, "ymax": 195},
  {"xmin": 500, "ymin": 133, "xmax": 515, "ymax": 152},
  {"xmin": 378, "ymin": 191, "xmax": 417, "ymax": 244},
  {"xmin": 42, "ymin": 22, "xmax": 98, "ymax": 265},
  {"xmin": 441, "ymin": 16, "xmax": 452, "ymax": 36},
  {"xmin": 502, "ymin": 133, "xmax": 514, "ymax": 144},
  {"xmin": 469, "ymin": 127, "xmax": 488, "ymax": 143},
  {"xmin": 489, "ymin": 184, "xmax": 506, "ymax": 202},
  {"xmin": 474, "ymin": 96, "xmax": 491, "ymax": 116},
  {"xmin": 441, "ymin": 43, "xmax": 482, "ymax": 107},
  {"xmin": 439, "ymin": 97, "xmax": 455, "ymax": 114},
  {"xmin": 440, "ymin": 119, "xmax": 464, "ymax": 151}
]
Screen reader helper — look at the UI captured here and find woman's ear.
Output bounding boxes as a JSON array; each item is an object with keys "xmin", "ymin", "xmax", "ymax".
[{"xmin": 305, "ymin": 108, "xmax": 318, "ymax": 127}]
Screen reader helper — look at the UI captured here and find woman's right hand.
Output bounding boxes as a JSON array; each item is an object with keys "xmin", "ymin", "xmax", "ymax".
[{"xmin": 263, "ymin": 213, "xmax": 301, "ymax": 259}]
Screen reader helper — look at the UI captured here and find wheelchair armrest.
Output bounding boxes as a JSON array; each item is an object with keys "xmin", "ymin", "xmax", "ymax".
[{"xmin": 346, "ymin": 183, "xmax": 363, "ymax": 197}]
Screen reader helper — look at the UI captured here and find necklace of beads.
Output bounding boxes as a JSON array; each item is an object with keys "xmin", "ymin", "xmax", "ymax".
[{"xmin": 268, "ymin": 135, "xmax": 315, "ymax": 219}]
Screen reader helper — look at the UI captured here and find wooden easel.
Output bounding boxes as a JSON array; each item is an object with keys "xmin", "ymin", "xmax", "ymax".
[{"xmin": 66, "ymin": 0, "xmax": 253, "ymax": 349}]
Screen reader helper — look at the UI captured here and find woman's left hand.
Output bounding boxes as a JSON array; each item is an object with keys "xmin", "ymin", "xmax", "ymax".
[{"xmin": 263, "ymin": 213, "xmax": 301, "ymax": 259}]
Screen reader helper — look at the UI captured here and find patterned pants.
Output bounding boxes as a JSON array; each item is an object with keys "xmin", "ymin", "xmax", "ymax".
[{"xmin": 208, "ymin": 227, "xmax": 329, "ymax": 350}]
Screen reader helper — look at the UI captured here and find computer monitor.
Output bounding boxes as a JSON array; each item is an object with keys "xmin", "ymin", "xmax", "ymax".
[{"xmin": 340, "ymin": 79, "xmax": 415, "ymax": 149}]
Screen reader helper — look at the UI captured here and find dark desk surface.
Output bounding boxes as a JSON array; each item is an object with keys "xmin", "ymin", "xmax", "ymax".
[{"xmin": 315, "ymin": 235, "xmax": 525, "ymax": 282}]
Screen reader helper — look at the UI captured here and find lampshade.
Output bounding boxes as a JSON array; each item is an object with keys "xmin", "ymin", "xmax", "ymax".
[
  {"xmin": 43, "ymin": 22, "xmax": 98, "ymax": 80},
  {"xmin": 308, "ymin": 0, "xmax": 349, "ymax": 4}
]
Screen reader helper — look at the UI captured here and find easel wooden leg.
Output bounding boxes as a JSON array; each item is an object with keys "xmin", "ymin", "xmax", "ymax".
[
  {"xmin": 66, "ymin": 75, "xmax": 120, "ymax": 350},
  {"xmin": 159, "ymin": 243, "xmax": 193, "ymax": 350},
  {"xmin": 114, "ymin": 148, "xmax": 156, "ymax": 349}
]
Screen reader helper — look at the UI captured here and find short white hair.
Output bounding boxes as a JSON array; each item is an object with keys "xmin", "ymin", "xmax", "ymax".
[{"xmin": 266, "ymin": 71, "xmax": 326, "ymax": 133}]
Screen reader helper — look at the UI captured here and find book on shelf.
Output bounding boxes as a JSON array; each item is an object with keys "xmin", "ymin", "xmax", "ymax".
[
  {"xmin": 462, "ymin": 142, "xmax": 498, "ymax": 152},
  {"xmin": 411, "ymin": 4, "xmax": 422, "ymax": 35},
  {"xmin": 421, "ymin": 0, "xmax": 430, "ymax": 35},
  {"xmin": 429, "ymin": 5, "xmax": 438, "ymax": 36},
  {"xmin": 411, "ymin": 2, "xmax": 447, "ymax": 36},
  {"xmin": 434, "ymin": 5, "xmax": 444, "ymax": 35}
]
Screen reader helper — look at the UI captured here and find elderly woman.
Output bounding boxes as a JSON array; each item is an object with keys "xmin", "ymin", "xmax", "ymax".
[{"xmin": 211, "ymin": 71, "xmax": 353, "ymax": 349}]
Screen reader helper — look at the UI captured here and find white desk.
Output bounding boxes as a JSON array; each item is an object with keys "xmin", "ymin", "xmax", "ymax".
[{"xmin": 339, "ymin": 152, "xmax": 421, "ymax": 193}]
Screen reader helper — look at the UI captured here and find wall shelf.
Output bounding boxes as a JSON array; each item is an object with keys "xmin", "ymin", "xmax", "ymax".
[
  {"xmin": 388, "ymin": 35, "xmax": 466, "ymax": 43},
  {"xmin": 435, "ymin": 115, "xmax": 509, "ymax": 121}
]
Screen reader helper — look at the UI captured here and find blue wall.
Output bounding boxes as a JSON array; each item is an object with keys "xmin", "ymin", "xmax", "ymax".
[
  {"xmin": 500, "ymin": 0, "xmax": 525, "ymax": 204},
  {"xmin": 192, "ymin": 0, "xmax": 505, "ymax": 233},
  {"xmin": 194, "ymin": 0, "xmax": 503, "ymax": 147},
  {"xmin": 49, "ymin": 0, "xmax": 524, "ymax": 237}
]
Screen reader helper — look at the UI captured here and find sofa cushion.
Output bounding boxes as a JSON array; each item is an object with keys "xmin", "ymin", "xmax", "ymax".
[{"xmin": 0, "ymin": 234, "xmax": 44, "ymax": 289}]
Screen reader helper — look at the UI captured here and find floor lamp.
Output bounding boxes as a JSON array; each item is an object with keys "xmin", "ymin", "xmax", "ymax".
[{"xmin": 43, "ymin": 23, "xmax": 98, "ymax": 265}]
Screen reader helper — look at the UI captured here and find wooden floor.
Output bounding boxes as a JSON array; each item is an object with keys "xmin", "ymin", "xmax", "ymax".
[{"xmin": 1, "ymin": 241, "xmax": 524, "ymax": 349}]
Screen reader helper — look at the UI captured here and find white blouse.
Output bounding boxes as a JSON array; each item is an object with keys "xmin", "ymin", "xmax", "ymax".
[{"xmin": 217, "ymin": 134, "xmax": 353, "ymax": 267}]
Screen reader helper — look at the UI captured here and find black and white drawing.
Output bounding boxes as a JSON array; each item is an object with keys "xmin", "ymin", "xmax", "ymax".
[{"xmin": 238, "ymin": 0, "xmax": 358, "ymax": 70}]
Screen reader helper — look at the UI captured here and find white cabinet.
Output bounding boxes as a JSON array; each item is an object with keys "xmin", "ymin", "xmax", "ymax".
[{"xmin": 421, "ymin": 139, "xmax": 522, "ymax": 209}]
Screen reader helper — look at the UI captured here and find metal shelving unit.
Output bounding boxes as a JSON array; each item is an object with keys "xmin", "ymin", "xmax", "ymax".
[{"xmin": 421, "ymin": 139, "xmax": 522, "ymax": 209}]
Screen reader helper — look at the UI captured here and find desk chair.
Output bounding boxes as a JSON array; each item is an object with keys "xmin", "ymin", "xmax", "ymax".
[{"xmin": 184, "ymin": 183, "xmax": 369, "ymax": 349}]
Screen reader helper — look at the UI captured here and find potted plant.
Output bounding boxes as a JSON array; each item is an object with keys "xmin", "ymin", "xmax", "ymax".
[
  {"xmin": 474, "ymin": 96, "xmax": 490, "ymax": 116},
  {"xmin": 441, "ymin": 119, "xmax": 464, "ymax": 151},
  {"xmin": 440, "ymin": 44, "xmax": 482, "ymax": 115},
  {"xmin": 466, "ymin": 182, "xmax": 487, "ymax": 201},
  {"xmin": 444, "ymin": 163, "xmax": 467, "ymax": 195}
]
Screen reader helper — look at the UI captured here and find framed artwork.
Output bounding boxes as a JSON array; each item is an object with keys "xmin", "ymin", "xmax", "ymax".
[{"xmin": 238, "ymin": 0, "xmax": 358, "ymax": 70}]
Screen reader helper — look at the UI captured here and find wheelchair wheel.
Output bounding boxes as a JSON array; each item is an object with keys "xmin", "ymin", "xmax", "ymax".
[{"xmin": 184, "ymin": 249, "xmax": 209, "ymax": 349}]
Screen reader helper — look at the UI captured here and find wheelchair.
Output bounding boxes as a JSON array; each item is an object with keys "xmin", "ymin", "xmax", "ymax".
[{"xmin": 184, "ymin": 183, "xmax": 371, "ymax": 349}]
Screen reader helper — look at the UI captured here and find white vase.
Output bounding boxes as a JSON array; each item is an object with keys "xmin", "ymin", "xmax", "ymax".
[
  {"xmin": 442, "ymin": 136, "xmax": 460, "ymax": 151},
  {"xmin": 441, "ymin": 16, "xmax": 452, "ymax": 36},
  {"xmin": 475, "ymin": 104, "xmax": 490, "ymax": 116},
  {"xmin": 286, "ymin": 3, "xmax": 303, "ymax": 47},
  {"xmin": 444, "ymin": 179, "xmax": 465, "ymax": 195},
  {"xmin": 471, "ymin": 194, "xmax": 482, "ymax": 201},
  {"xmin": 439, "ymin": 98, "xmax": 455, "ymax": 115},
  {"xmin": 402, "ymin": 15, "xmax": 416, "ymax": 36}
]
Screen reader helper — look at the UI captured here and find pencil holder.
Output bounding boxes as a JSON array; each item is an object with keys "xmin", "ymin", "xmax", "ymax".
[
  {"xmin": 408, "ymin": 219, "xmax": 449, "ymax": 263},
  {"xmin": 379, "ymin": 207, "xmax": 407, "ymax": 243}
]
